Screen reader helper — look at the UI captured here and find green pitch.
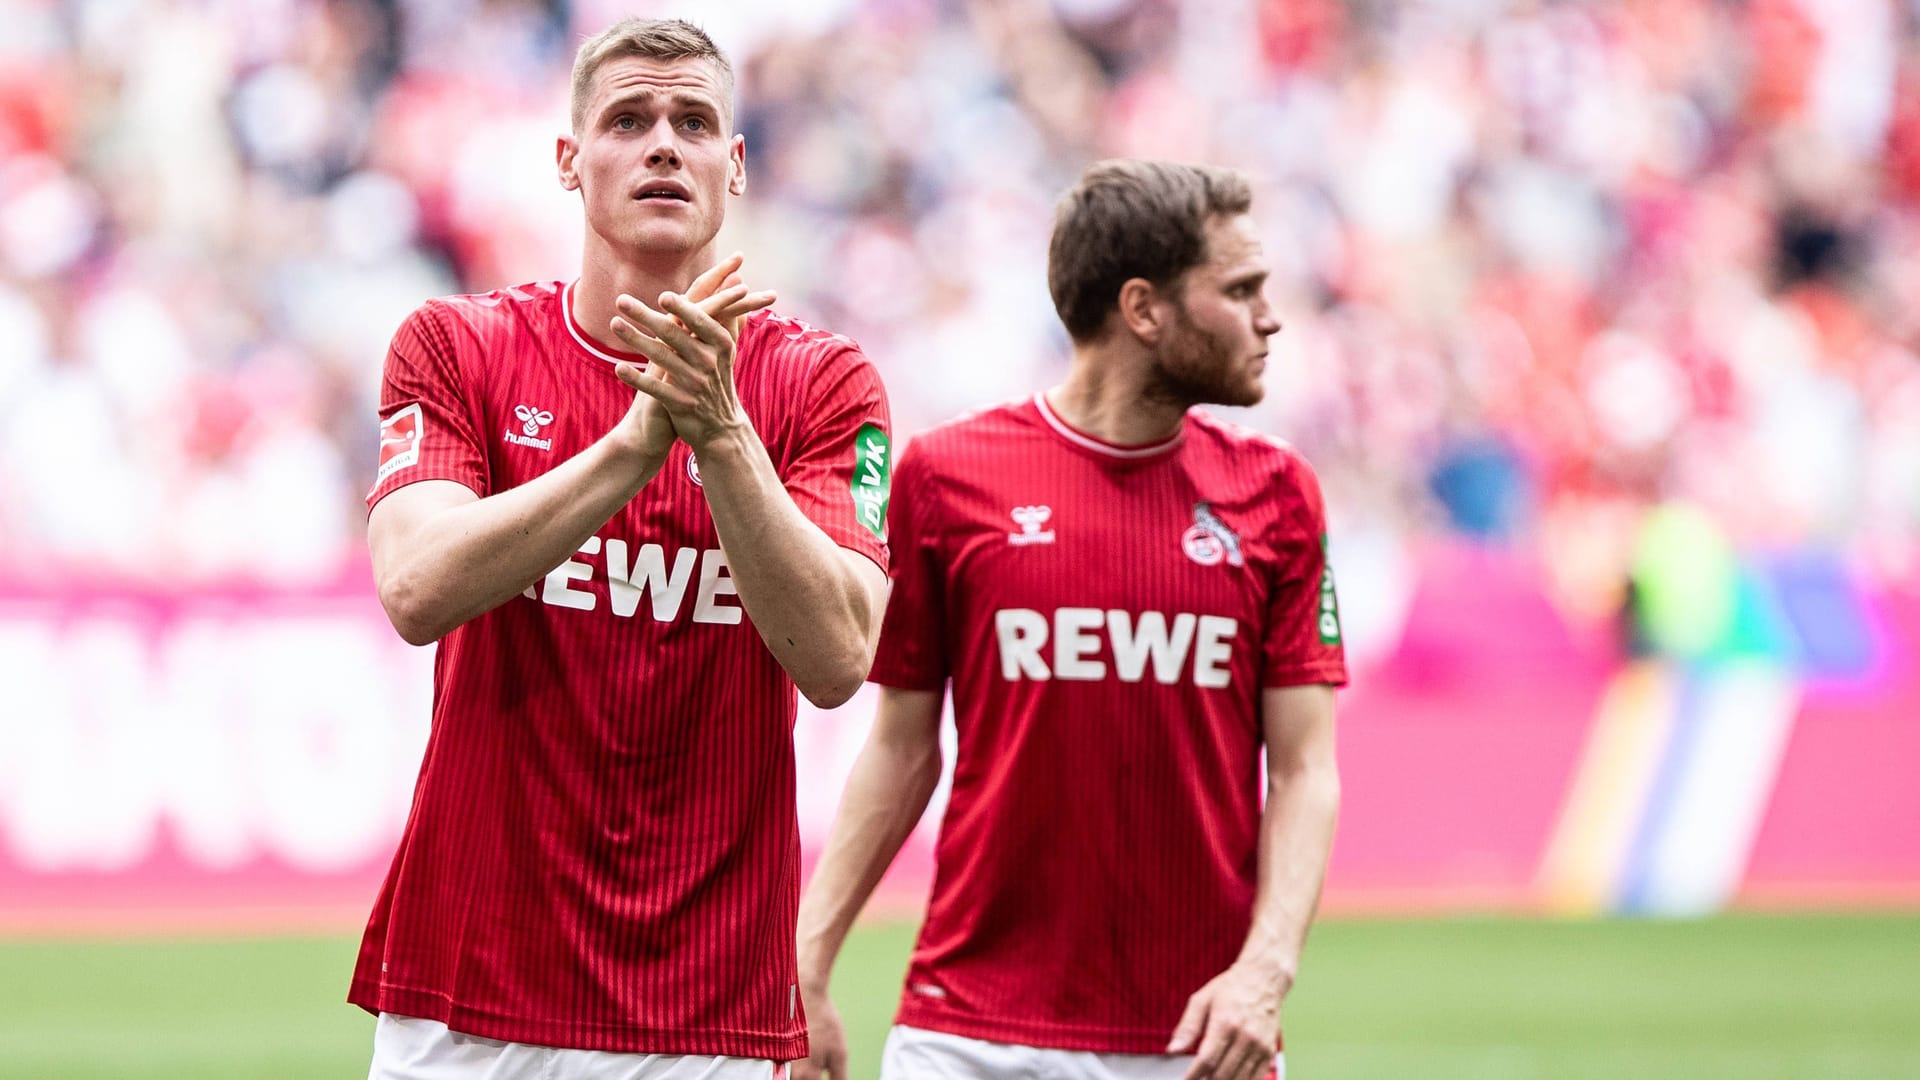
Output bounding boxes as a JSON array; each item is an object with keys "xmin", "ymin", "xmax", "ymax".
[{"xmin": 0, "ymin": 913, "xmax": 1915, "ymax": 1079}]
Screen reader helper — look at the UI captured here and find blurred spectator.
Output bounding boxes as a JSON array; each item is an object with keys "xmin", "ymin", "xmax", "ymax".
[{"xmin": 0, "ymin": 0, "xmax": 1915, "ymax": 634}]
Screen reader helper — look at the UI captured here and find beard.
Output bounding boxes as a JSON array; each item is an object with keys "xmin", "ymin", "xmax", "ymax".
[{"xmin": 1142, "ymin": 305, "xmax": 1264, "ymax": 409}]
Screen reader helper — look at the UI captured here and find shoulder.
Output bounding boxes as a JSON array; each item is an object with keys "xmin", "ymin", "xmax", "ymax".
[
  {"xmin": 1187, "ymin": 410, "xmax": 1327, "ymax": 509},
  {"xmin": 899, "ymin": 397, "xmax": 1039, "ymax": 475},
  {"xmin": 737, "ymin": 310, "xmax": 887, "ymax": 417},
  {"xmin": 740, "ymin": 308, "xmax": 867, "ymax": 371},
  {"xmin": 415, "ymin": 280, "xmax": 562, "ymax": 321},
  {"xmin": 1188, "ymin": 410, "xmax": 1314, "ymax": 473},
  {"xmin": 397, "ymin": 281, "xmax": 562, "ymax": 357},
  {"xmin": 888, "ymin": 400, "xmax": 1042, "ymax": 511}
]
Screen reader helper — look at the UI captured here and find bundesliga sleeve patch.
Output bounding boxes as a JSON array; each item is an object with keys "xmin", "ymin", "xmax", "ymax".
[
  {"xmin": 850, "ymin": 423, "xmax": 891, "ymax": 538},
  {"xmin": 1318, "ymin": 533, "xmax": 1342, "ymax": 645},
  {"xmin": 376, "ymin": 403, "xmax": 424, "ymax": 485}
]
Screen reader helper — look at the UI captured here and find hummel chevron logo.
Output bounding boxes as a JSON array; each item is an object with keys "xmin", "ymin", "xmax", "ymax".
[
  {"xmin": 506, "ymin": 404, "xmax": 555, "ymax": 451},
  {"xmin": 1009, "ymin": 505, "xmax": 1055, "ymax": 546}
]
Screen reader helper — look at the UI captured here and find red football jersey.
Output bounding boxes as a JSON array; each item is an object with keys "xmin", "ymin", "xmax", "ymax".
[
  {"xmin": 870, "ymin": 393, "xmax": 1346, "ymax": 1054},
  {"xmin": 350, "ymin": 281, "xmax": 891, "ymax": 1057}
]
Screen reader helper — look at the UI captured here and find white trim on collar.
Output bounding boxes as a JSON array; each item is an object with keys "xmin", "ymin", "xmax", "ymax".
[
  {"xmin": 1032, "ymin": 393, "xmax": 1182, "ymax": 459},
  {"xmin": 561, "ymin": 280, "xmax": 645, "ymax": 367}
]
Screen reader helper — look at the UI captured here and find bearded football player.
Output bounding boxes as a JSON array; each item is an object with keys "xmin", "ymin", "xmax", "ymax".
[{"xmin": 795, "ymin": 159, "xmax": 1344, "ymax": 1080}]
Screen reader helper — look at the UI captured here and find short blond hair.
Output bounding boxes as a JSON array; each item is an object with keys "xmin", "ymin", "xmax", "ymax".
[{"xmin": 569, "ymin": 18, "xmax": 735, "ymax": 133}]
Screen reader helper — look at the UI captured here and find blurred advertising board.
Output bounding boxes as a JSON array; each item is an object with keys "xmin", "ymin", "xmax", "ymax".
[{"xmin": 2, "ymin": 544, "xmax": 1916, "ymax": 934}]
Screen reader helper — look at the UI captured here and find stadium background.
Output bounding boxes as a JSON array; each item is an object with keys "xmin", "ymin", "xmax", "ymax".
[{"xmin": 1, "ymin": 0, "xmax": 1917, "ymax": 1076}]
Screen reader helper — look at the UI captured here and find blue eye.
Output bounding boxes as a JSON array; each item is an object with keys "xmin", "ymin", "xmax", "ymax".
[
  {"xmin": 684, "ymin": 116, "xmax": 707, "ymax": 132},
  {"xmin": 614, "ymin": 115, "xmax": 636, "ymax": 130}
]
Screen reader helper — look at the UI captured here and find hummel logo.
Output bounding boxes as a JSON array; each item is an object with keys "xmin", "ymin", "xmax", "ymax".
[
  {"xmin": 514, "ymin": 405, "xmax": 554, "ymax": 436},
  {"xmin": 1009, "ymin": 505, "xmax": 1055, "ymax": 546},
  {"xmin": 506, "ymin": 405, "xmax": 554, "ymax": 451}
]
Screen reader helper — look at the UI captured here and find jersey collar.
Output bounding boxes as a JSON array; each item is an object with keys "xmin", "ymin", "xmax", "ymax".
[
  {"xmin": 1032, "ymin": 392, "xmax": 1186, "ymax": 463},
  {"xmin": 561, "ymin": 280, "xmax": 653, "ymax": 367}
]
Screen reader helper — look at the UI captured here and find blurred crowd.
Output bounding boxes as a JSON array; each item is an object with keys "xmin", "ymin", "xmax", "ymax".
[{"xmin": 3, "ymin": 0, "xmax": 1919, "ymax": 633}]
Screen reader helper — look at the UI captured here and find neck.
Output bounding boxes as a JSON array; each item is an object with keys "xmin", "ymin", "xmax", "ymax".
[
  {"xmin": 571, "ymin": 236, "xmax": 718, "ymax": 353},
  {"xmin": 1047, "ymin": 336, "xmax": 1190, "ymax": 445}
]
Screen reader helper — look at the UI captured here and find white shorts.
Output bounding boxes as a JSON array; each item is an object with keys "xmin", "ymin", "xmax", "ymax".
[
  {"xmin": 368, "ymin": 1014, "xmax": 790, "ymax": 1080},
  {"xmin": 880, "ymin": 1024, "xmax": 1283, "ymax": 1080}
]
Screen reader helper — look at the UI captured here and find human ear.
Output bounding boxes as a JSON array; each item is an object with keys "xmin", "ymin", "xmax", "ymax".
[
  {"xmin": 557, "ymin": 135, "xmax": 581, "ymax": 192},
  {"xmin": 1116, "ymin": 278, "xmax": 1168, "ymax": 343}
]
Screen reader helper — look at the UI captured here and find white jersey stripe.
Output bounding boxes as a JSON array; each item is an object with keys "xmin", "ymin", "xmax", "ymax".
[
  {"xmin": 561, "ymin": 280, "xmax": 647, "ymax": 367},
  {"xmin": 1032, "ymin": 393, "xmax": 1183, "ymax": 459}
]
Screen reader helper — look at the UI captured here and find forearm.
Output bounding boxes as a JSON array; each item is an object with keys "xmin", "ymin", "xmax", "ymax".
[
  {"xmin": 693, "ymin": 422, "xmax": 878, "ymax": 705},
  {"xmin": 796, "ymin": 720, "xmax": 942, "ymax": 986},
  {"xmin": 1236, "ymin": 760, "xmax": 1340, "ymax": 989},
  {"xmin": 377, "ymin": 435, "xmax": 668, "ymax": 644}
]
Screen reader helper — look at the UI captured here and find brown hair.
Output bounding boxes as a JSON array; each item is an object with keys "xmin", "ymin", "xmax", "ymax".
[
  {"xmin": 1047, "ymin": 159, "xmax": 1252, "ymax": 341},
  {"xmin": 570, "ymin": 18, "xmax": 735, "ymax": 132}
]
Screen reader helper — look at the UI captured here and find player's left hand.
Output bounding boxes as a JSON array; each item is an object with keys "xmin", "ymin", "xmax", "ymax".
[
  {"xmin": 610, "ymin": 286, "xmax": 764, "ymax": 451},
  {"xmin": 680, "ymin": 251, "xmax": 776, "ymax": 340},
  {"xmin": 1168, "ymin": 961, "xmax": 1286, "ymax": 1080}
]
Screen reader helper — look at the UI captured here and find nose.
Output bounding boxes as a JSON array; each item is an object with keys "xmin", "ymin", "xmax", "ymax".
[
  {"xmin": 644, "ymin": 119, "xmax": 682, "ymax": 169},
  {"xmin": 1255, "ymin": 305, "xmax": 1281, "ymax": 338}
]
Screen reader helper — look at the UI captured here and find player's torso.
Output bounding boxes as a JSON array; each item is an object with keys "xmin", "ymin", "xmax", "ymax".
[
  {"xmin": 935, "ymin": 412, "xmax": 1281, "ymax": 706},
  {"xmin": 357, "ymin": 288, "xmax": 848, "ymax": 1056},
  {"xmin": 894, "ymin": 403, "xmax": 1296, "ymax": 1045},
  {"xmin": 452, "ymin": 286, "xmax": 811, "ymax": 639}
]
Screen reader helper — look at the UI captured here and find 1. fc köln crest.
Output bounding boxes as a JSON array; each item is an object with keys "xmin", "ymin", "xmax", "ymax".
[
  {"xmin": 376, "ymin": 403, "xmax": 423, "ymax": 484},
  {"xmin": 1182, "ymin": 501, "xmax": 1244, "ymax": 567}
]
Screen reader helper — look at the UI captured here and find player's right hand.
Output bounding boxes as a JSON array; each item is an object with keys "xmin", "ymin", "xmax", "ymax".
[
  {"xmin": 792, "ymin": 982, "xmax": 849, "ymax": 1080},
  {"xmin": 610, "ymin": 253, "xmax": 774, "ymax": 464},
  {"xmin": 614, "ymin": 376, "xmax": 681, "ymax": 465},
  {"xmin": 1170, "ymin": 961, "xmax": 1284, "ymax": 1080}
]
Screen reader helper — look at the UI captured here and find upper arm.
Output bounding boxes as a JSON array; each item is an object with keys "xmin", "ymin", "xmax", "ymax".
[
  {"xmin": 866, "ymin": 444, "xmax": 947, "ymax": 690},
  {"xmin": 779, "ymin": 343, "xmax": 893, "ymax": 568},
  {"xmin": 1261, "ymin": 684, "xmax": 1337, "ymax": 776},
  {"xmin": 366, "ymin": 480, "xmax": 476, "ymax": 572},
  {"xmin": 367, "ymin": 479, "xmax": 479, "ymax": 586},
  {"xmin": 366, "ymin": 304, "xmax": 489, "ymax": 511},
  {"xmin": 836, "ymin": 545, "xmax": 890, "ymax": 639},
  {"xmin": 1260, "ymin": 454, "xmax": 1348, "ymax": 689}
]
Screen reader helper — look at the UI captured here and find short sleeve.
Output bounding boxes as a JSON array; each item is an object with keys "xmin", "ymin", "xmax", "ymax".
[
  {"xmin": 780, "ymin": 344, "xmax": 892, "ymax": 571},
  {"xmin": 1262, "ymin": 455, "xmax": 1349, "ymax": 688},
  {"xmin": 866, "ymin": 441, "xmax": 947, "ymax": 691},
  {"xmin": 366, "ymin": 303, "xmax": 488, "ymax": 511}
]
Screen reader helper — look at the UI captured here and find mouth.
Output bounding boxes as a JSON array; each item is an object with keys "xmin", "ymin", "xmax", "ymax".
[{"xmin": 632, "ymin": 180, "xmax": 692, "ymax": 204}]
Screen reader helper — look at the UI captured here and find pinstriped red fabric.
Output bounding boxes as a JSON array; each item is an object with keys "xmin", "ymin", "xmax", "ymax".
[
  {"xmin": 351, "ymin": 282, "xmax": 889, "ymax": 1057},
  {"xmin": 869, "ymin": 395, "xmax": 1345, "ymax": 1054}
]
